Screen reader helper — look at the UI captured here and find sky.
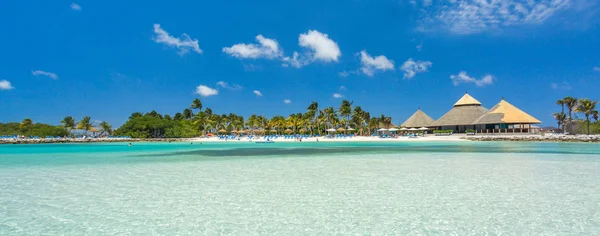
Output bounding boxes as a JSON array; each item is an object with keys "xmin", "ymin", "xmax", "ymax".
[{"xmin": 1, "ymin": 0, "xmax": 599, "ymax": 127}]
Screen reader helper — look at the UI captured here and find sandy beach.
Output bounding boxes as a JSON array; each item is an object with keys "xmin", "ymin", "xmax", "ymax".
[{"xmin": 190, "ymin": 135, "xmax": 467, "ymax": 143}]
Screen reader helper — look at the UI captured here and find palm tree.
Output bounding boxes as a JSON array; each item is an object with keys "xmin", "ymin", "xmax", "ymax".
[
  {"xmin": 190, "ymin": 98, "xmax": 202, "ymax": 116},
  {"xmin": 20, "ymin": 118, "xmax": 33, "ymax": 136},
  {"xmin": 339, "ymin": 100, "xmax": 352, "ymax": 129},
  {"xmin": 183, "ymin": 108, "xmax": 193, "ymax": 120},
  {"xmin": 556, "ymin": 99, "xmax": 565, "ymax": 114},
  {"xmin": 307, "ymin": 101, "xmax": 319, "ymax": 134},
  {"xmin": 61, "ymin": 116, "xmax": 76, "ymax": 133},
  {"xmin": 563, "ymin": 96, "xmax": 578, "ymax": 134},
  {"xmin": 553, "ymin": 112, "xmax": 567, "ymax": 132},
  {"xmin": 77, "ymin": 116, "xmax": 94, "ymax": 136},
  {"xmin": 575, "ymin": 98, "xmax": 598, "ymax": 135},
  {"xmin": 99, "ymin": 121, "xmax": 112, "ymax": 137}
]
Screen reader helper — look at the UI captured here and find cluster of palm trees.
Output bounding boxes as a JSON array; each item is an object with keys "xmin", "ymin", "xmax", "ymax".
[
  {"xmin": 554, "ymin": 96, "xmax": 598, "ymax": 135},
  {"xmin": 59, "ymin": 116, "xmax": 112, "ymax": 137},
  {"xmin": 182, "ymin": 98, "xmax": 393, "ymax": 136}
]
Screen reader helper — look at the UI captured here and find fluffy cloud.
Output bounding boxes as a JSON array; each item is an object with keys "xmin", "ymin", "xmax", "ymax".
[
  {"xmin": 223, "ymin": 35, "xmax": 282, "ymax": 59},
  {"xmin": 0, "ymin": 80, "xmax": 14, "ymax": 90},
  {"xmin": 283, "ymin": 30, "xmax": 340, "ymax": 67},
  {"xmin": 419, "ymin": 0, "xmax": 574, "ymax": 34},
  {"xmin": 195, "ymin": 85, "xmax": 218, "ymax": 97},
  {"xmin": 70, "ymin": 3, "xmax": 81, "ymax": 11},
  {"xmin": 153, "ymin": 24, "xmax": 202, "ymax": 55},
  {"xmin": 450, "ymin": 71, "xmax": 494, "ymax": 86},
  {"xmin": 32, "ymin": 70, "xmax": 58, "ymax": 80},
  {"xmin": 359, "ymin": 50, "xmax": 395, "ymax": 76},
  {"xmin": 216, "ymin": 81, "xmax": 243, "ymax": 90},
  {"xmin": 298, "ymin": 30, "xmax": 341, "ymax": 62},
  {"xmin": 593, "ymin": 66, "xmax": 600, "ymax": 72},
  {"xmin": 283, "ymin": 99, "xmax": 292, "ymax": 104},
  {"xmin": 333, "ymin": 93, "xmax": 343, "ymax": 98},
  {"xmin": 399, "ymin": 59, "xmax": 432, "ymax": 79},
  {"xmin": 253, "ymin": 90, "xmax": 263, "ymax": 96}
]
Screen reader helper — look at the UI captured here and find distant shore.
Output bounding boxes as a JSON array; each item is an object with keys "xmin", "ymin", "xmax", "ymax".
[{"xmin": 2, "ymin": 134, "xmax": 600, "ymax": 144}]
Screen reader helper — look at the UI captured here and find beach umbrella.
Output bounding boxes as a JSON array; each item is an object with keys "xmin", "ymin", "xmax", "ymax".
[
  {"xmin": 284, "ymin": 129, "xmax": 293, "ymax": 133},
  {"xmin": 326, "ymin": 128, "xmax": 336, "ymax": 132},
  {"xmin": 377, "ymin": 128, "xmax": 388, "ymax": 132},
  {"xmin": 336, "ymin": 127, "xmax": 346, "ymax": 132},
  {"xmin": 408, "ymin": 128, "xmax": 418, "ymax": 131},
  {"xmin": 218, "ymin": 129, "xmax": 227, "ymax": 133},
  {"xmin": 400, "ymin": 127, "xmax": 408, "ymax": 131},
  {"xmin": 418, "ymin": 127, "xmax": 429, "ymax": 130},
  {"xmin": 389, "ymin": 128, "xmax": 399, "ymax": 131},
  {"xmin": 269, "ymin": 129, "xmax": 277, "ymax": 133},
  {"xmin": 347, "ymin": 127, "xmax": 355, "ymax": 131}
]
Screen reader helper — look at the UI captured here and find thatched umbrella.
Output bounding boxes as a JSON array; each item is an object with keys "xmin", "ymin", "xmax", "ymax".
[
  {"xmin": 284, "ymin": 128, "xmax": 293, "ymax": 133},
  {"xmin": 269, "ymin": 129, "xmax": 277, "ymax": 133},
  {"xmin": 218, "ymin": 129, "xmax": 227, "ymax": 133},
  {"xmin": 336, "ymin": 127, "xmax": 346, "ymax": 132}
]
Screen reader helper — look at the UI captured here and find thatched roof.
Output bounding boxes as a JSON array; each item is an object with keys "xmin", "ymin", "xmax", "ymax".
[
  {"xmin": 472, "ymin": 99, "xmax": 541, "ymax": 124},
  {"xmin": 454, "ymin": 93, "xmax": 482, "ymax": 106},
  {"xmin": 401, "ymin": 109, "xmax": 435, "ymax": 128},
  {"xmin": 432, "ymin": 93, "xmax": 488, "ymax": 126}
]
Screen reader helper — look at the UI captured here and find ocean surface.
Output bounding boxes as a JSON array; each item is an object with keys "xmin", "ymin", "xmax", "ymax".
[{"xmin": 1, "ymin": 141, "xmax": 600, "ymax": 235}]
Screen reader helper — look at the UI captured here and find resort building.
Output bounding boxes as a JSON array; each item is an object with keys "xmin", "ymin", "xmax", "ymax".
[
  {"xmin": 430, "ymin": 93, "xmax": 489, "ymax": 133},
  {"xmin": 471, "ymin": 98, "xmax": 541, "ymax": 134},
  {"xmin": 401, "ymin": 108, "xmax": 435, "ymax": 128}
]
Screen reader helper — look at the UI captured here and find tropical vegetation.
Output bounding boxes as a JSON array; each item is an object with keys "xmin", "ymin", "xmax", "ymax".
[{"xmin": 554, "ymin": 96, "xmax": 599, "ymax": 135}]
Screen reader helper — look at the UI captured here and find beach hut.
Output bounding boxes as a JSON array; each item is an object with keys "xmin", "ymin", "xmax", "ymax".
[
  {"xmin": 472, "ymin": 98, "xmax": 541, "ymax": 134},
  {"xmin": 401, "ymin": 108, "xmax": 435, "ymax": 128},
  {"xmin": 431, "ymin": 92, "xmax": 488, "ymax": 133}
]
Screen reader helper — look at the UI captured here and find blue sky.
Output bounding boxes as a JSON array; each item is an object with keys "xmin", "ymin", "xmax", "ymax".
[{"xmin": 1, "ymin": 0, "xmax": 599, "ymax": 127}]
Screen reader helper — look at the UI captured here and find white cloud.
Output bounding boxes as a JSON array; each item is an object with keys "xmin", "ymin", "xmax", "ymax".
[
  {"xmin": 450, "ymin": 71, "xmax": 494, "ymax": 86},
  {"xmin": 283, "ymin": 99, "xmax": 292, "ymax": 104},
  {"xmin": 253, "ymin": 90, "xmax": 263, "ymax": 97},
  {"xmin": 0, "ymin": 80, "xmax": 14, "ymax": 90},
  {"xmin": 593, "ymin": 66, "xmax": 600, "ymax": 72},
  {"xmin": 216, "ymin": 81, "xmax": 243, "ymax": 90},
  {"xmin": 282, "ymin": 52, "xmax": 304, "ymax": 68},
  {"xmin": 223, "ymin": 35, "xmax": 282, "ymax": 59},
  {"xmin": 32, "ymin": 70, "xmax": 58, "ymax": 80},
  {"xmin": 298, "ymin": 30, "xmax": 341, "ymax": 63},
  {"xmin": 551, "ymin": 82, "xmax": 572, "ymax": 90},
  {"xmin": 359, "ymin": 50, "xmax": 395, "ymax": 76},
  {"xmin": 70, "ymin": 3, "xmax": 81, "ymax": 11},
  {"xmin": 153, "ymin": 24, "xmax": 202, "ymax": 55},
  {"xmin": 339, "ymin": 85, "xmax": 347, "ymax": 91},
  {"xmin": 416, "ymin": 44, "xmax": 423, "ymax": 51},
  {"xmin": 419, "ymin": 0, "xmax": 575, "ymax": 34},
  {"xmin": 195, "ymin": 85, "xmax": 218, "ymax": 97},
  {"xmin": 333, "ymin": 93, "xmax": 344, "ymax": 98},
  {"xmin": 399, "ymin": 58, "xmax": 432, "ymax": 79}
]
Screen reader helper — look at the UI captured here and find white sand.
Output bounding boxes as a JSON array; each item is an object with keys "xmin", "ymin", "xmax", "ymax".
[{"xmin": 191, "ymin": 135, "xmax": 467, "ymax": 143}]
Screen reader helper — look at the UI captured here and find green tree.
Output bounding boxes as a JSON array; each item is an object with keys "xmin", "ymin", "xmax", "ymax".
[
  {"xmin": 20, "ymin": 118, "xmax": 33, "ymax": 136},
  {"xmin": 562, "ymin": 96, "xmax": 578, "ymax": 134},
  {"xmin": 183, "ymin": 108, "xmax": 193, "ymax": 120},
  {"xmin": 77, "ymin": 116, "xmax": 94, "ymax": 135},
  {"xmin": 575, "ymin": 98, "xmax": 598, "ymax": 135},
  {"xmin": 61, "ymin": 116, "xmax": 76, "ymax": 132},
  {"xmin": 99, "ymin": 121, "xmax": 112, "ymax": 136},
  {"xmin": 191, "ymin": 98, "xmax": 202, "ymax": 116},
  {"xmin": 339, "ymin": 100, "xmax": 352, "ymax": 129},
  {"xmin": 553, "ymin": 112, "xmax": 567, "ymax": 132}
]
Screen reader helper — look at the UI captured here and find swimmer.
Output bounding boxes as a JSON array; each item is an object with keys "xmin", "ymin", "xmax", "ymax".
[{"xmin": 128, "ymin": 143, "xmax": 132, "ymax": 146}]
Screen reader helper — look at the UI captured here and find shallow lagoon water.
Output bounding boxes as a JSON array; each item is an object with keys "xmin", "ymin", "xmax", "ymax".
[{"xmin": 1, "ymin": 141, "xmax": 600, "ymax": 234}]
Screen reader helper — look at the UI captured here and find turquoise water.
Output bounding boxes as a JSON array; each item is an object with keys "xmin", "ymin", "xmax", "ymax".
[{"xmin": 1, "ymin": 141, "xmax": 600, "ymax": 234}]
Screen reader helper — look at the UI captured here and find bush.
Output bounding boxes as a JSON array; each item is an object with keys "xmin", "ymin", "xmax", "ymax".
[{"xmin": 466, "ymin": 129, "xmax": 475, "ymax": 133}]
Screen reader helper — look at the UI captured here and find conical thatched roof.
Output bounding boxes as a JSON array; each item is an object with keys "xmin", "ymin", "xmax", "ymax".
[
  {"xmin": 401, "ymin": 109, "xmax": 435, "ymax": 128},
  {"xmin": 472, "ymin": 99, "xmax": 541, "ymax": 124},
  {"xmin": 432, "ymin": 93, "xmax": 488, "ymax": 126},
  {"xmin": 454, "ymin": 93, "xmax": 482, "ymax": 106}
]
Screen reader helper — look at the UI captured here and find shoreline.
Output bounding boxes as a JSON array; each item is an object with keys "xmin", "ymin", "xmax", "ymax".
[{"xmin": 1, "ymin": 134, "xmax": 599, "ymax": 144}]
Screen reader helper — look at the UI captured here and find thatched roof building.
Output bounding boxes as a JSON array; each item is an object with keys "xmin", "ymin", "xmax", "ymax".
[
  {"xmin": 431, "ymin": 93, "xmax": 488, "ymax": 127},
  {"xmin": 401, "ymin": 108, "xmax": 435, "ymax": 128},
  {"xmin": 472, "ymin": 98, "xmax": 540, "ymax": 125}
]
